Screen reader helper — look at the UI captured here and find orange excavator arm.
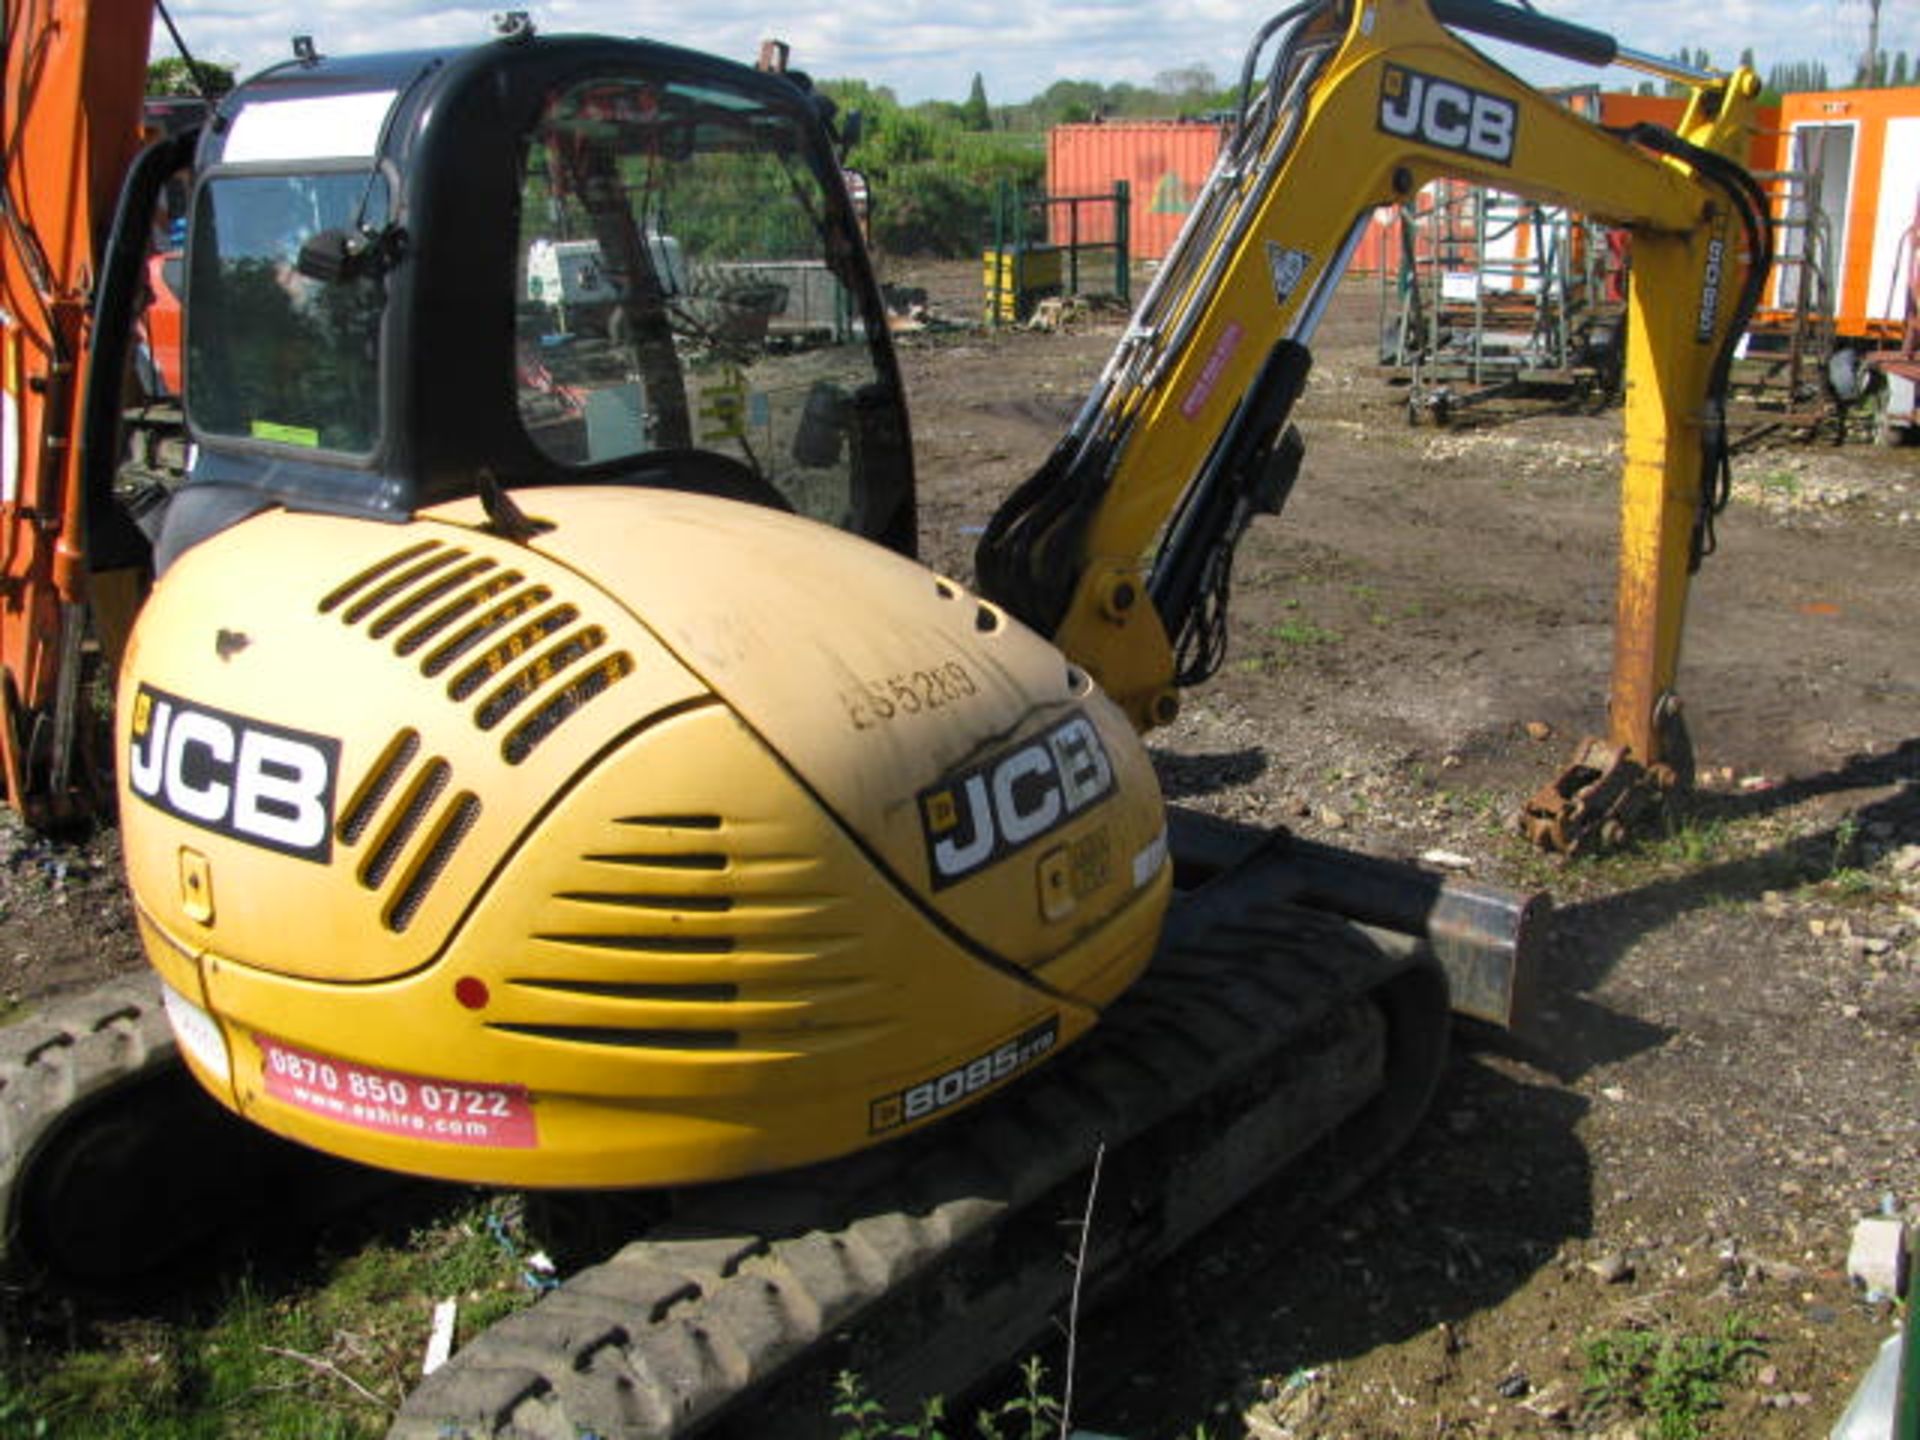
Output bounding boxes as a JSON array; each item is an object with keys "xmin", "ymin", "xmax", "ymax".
[{"xmin": 0, "ymin": 0, "xmax": 157, "ymax": 821}]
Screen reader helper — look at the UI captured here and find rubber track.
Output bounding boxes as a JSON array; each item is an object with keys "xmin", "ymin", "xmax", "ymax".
[
  {"xmin": 0, "ymin": 974, "xmax": 178, "ymax": 1266},
  {"xmin": 393, "ymin": 898, "xmax": 1450, "ymax": 1439}
]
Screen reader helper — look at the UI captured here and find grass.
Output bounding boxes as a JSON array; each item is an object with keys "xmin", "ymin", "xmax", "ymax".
[
  {"xmin": 1643, "ymin": 813, "xmax": 1734, "ymax": 867},
  {"xmin": 832, "ymin": 1358, "xmax": 1217, "ymax": 1440},
  {"xmin": 1269, "ymin": 618, "xmax": 1339, "ymax": 649},
  {"xmin": 0, "ymin": 1195, "xmax": 534, "ymax": 1439},
  {"xmin": 1235, "ymin": 607, "xmax": 1342, "ymax": 673},
  {"xmin": 1581, "ymin": 1313, "xmax": 1763, "ymax": 1440}
]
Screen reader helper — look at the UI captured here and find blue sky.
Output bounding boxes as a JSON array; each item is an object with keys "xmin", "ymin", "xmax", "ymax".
[{"xmin": 157, "ymin": 0, "xmax": 1910, "ymax": 105}]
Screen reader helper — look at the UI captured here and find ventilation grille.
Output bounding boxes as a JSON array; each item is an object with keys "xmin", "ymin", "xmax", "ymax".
[
  {"xmin": 323, "ymin": 539, "xmax": 634, "ymax": 765},
  {"xmin": 335, "ymin": 728, "xmax": 481, "ymax": 933},
  {"xmin": 503, "ymin": 815, "xmax": 754, "ymax": 1052}
]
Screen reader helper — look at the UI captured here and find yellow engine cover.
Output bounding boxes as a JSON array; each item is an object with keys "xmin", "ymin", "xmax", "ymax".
[{"xmin": 119, "ymin": 488, "xmax": 1171, "ymax": 1186}]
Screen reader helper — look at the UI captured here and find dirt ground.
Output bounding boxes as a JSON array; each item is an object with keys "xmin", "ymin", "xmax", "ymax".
[
  {"xmin": 3, "ymin": 263, "xmax": 1917, "ymax": 1438},
  {"xmin": 889, "ymin": 262, "xmax": 1920, "ymax": 1439}
]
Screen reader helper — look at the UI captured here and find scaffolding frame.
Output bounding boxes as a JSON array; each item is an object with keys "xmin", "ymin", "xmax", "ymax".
[{"xmin": 1377, "ymin": 180, "xmax": 1623, "ymax": 421}]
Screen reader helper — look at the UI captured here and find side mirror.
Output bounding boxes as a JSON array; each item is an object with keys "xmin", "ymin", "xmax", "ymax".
[{"xmin": 296, "ymin": 224, "xmax": 404, "ymax": 282}]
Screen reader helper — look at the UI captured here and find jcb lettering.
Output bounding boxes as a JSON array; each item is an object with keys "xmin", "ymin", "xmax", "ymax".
[
  {"xmin": 921, "ymin": 713, "xmax": 1115, "ymax": 888},
  {"xmin": 1379, "ymin": 66, "xmax": 1516, "ymax": 165},
  {"xmin": 127, "ymin": 683, "xmax": 340, "ymax": 862}
]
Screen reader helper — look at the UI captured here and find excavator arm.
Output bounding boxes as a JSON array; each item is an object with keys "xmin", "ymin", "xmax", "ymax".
[
  {"xmin": 977, "ymin": 0, "xmax": 1771, "ymax": 852},
  {"xmin": 0, "ymin": 0, "xmax": 160, "ymax": 824}
]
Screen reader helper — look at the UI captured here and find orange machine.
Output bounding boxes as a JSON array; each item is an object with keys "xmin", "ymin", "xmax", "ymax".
[{"xmin": 0, "ymin": 0, "xmax": 161, "ymax": 824}]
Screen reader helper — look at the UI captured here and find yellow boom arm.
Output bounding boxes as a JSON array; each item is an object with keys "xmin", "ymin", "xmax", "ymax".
[{"xmin": 976, "ymin": 0, "xmax": 1770, "ymax": 851}]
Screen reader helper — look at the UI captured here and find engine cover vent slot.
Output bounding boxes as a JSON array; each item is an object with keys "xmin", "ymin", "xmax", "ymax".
[
  {"xmin": 448, "ymin": 606, "xmax": 580, "ymax": 702},
  {"xmin": 395, "ymin": 570, "xmax": 522, "ymax": 658},
  {"xmin": 319, "ymin": 540, "xmax": 443, "ymax": 614},
  {"xmin": 530, "ymin": 932, "xmax": 737, "ymax": 956},
  {"xmin": 340, "ymin": 547, "xmax": 467, "ymax": 627},
  {"xmin": 474, "ymin": 626, "xmax": 605, "ymax": 730},
  {"xmin": 582, "ymin": 850, "xmax": 727, "ymax": 871},
  {"xmin": 338, "ymin": 730, "xmax": 421, "ymax": 846},
  {"xmin": 553, "ymin": 891, "xmax": 732, "ymax": 913},
  {"xmin": 369, "ymin": 558, "xmax": 498, "ymax": 640},
  {"xmin": 387, "ymin": 792, "xmax": 482, "ymax": 933},
  {"xmin": 335, "ymin": 732, "xmax": 479, "ymax": 932},
  {"xmin": 501, "ymin": 653, "xmax": 634, "ymax": 765},
  {"xmin": 422, "ymin": 587, "xmax": 551, "ymax": 679},
  {"xmin": 484, "ymin": 1022, "xmax": 741, "ymax": 1051},
  {"xmin": 507, "ymin": 978, "xmax": 740, "ymax": 1004},
  {"xmin": 360, "ymin": 758, "xmax": 451, "ymax": 890}
]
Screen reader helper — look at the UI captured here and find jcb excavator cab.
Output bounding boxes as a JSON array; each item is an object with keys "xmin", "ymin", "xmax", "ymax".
[
  {"xmin": 156, "ymin": 31, "xmax": 915, "ymax": 567},
  {"xmin": 119, "ymin": 28, "xmax": 1171, "ymax": 1189}
]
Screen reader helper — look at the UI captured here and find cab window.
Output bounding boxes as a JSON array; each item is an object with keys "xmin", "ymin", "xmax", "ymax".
[
  {"xmin": 186, "ymin": 171, "xmax": 390, "ymax": 454},
  {"xmin": 515, "ymin": 75, "xmax": 881, "ymax": 530}
]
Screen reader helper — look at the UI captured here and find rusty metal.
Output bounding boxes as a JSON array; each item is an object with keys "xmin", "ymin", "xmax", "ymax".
[
  {"xmin": 1519, "ymin": 735, "xmax": 1654, "ymax": 854},
  {"xmin": 1521, "ymin": 693, "xmax": 1692, "ymax": 854}
]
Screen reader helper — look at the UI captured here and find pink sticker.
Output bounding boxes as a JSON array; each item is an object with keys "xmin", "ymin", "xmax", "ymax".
[
  {"xmin": 257, "ymin": 1034, "xmax": 538, "ymax": 1149},
  {"xmin": 1180, "ymin": 321, "xmax": 1245, "ymax": 419}
]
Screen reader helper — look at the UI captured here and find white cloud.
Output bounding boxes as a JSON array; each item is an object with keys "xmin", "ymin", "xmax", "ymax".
[{"xmin": 159, "ymin": 0, "xmax": 1913, "ymax": 104}]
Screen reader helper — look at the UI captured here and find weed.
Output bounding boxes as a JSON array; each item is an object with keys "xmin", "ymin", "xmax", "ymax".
[
  {"xmin": 1581, "ymin": 1313, "xmax": 1762, "ymax": 1440},
  {"xmin": 832, "ymin": 1360, "xmax": 1217, "ymax": 1440},
  {"xmin": 833, "ymin": 1356, "xmax": 1059, "ymax": 1440},
  {"xmin": 1647, "ymin": 814, "xmax": 1731, "ymax": 867},
  {"xmin": 1756, "ymin": 469, "xmax": 1801, "ymax": 499},
  {"xmin": 1833, "ymin": 814, "xmax": 1861, "ymax": 868},
  {"xmin": 1825, "ymin": 866, "xmax": 1883, "ymax": 900},
  {"xmin": 1269, "ymin": 618, "xmax": 1339, "ymax": 649},
  {"xmin": 832, "ymin": 1371, "xmax": 950, "ymax": 1440}
]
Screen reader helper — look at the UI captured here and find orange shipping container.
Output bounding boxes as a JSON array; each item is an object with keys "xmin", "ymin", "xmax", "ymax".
[
  {"xmin": 1764, "ymin": 87, "xmax": 1920, "ymax": 342},
  {"xmin": 1047, "ymin": 96, "xmax": 1783, "ymax": 277},
  {"xmin": 1046, "ymin": 122, "xmax": 1228, "ymax": 261}
]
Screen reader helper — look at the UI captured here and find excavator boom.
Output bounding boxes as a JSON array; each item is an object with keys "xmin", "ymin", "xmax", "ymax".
[{"xmin": 977, "ymin": 0, "xmax": 1771, "ymax": 850}]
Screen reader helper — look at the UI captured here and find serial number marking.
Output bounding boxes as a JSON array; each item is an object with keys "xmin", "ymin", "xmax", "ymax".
[
  {"xmin": 257, "ymin": 1035, "xmax": 537, "ymax": 1149},
  {"xmin": 868, "ymin": 1017, "xmax": 1059, "ymax": 1133},
  {"xmin": 840, "ymin": 660, "xmax": 978, "ymax": 731}
]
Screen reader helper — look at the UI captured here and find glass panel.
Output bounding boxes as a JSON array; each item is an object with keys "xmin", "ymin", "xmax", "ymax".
[
  {"xmin": 516, "ymin": 75, "xmax": 879, "ymax": 530},
  {"xmin": 186, "ymin": 172, "xmax": 390, "ymax": 453}
]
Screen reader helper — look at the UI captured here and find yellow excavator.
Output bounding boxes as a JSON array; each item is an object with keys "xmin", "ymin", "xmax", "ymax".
[{"xmin": 0, "ymin": 0, "xmax": 1769, "ymax": 1431}]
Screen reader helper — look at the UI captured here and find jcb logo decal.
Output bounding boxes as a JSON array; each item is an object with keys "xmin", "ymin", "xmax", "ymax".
[
  {"xmin": 127, "ymin": 684, "xmax": 340, "ymax": 862},
  {"xmin": 1379, "ymin": 65, "xmax": 1517, "ymax": 164},
  {"xmin": 920, "ymin": 713, "xmax": 1114, "ymax": 888}
]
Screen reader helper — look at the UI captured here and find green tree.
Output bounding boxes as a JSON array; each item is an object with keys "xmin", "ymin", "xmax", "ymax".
[
  {"xmin": 960, "ymin": 73, "xmax": 991, "ymax": 132},
  {"xmin": 147, "ymin": 56, "xmax": 236, "ymax": 97},
  {"xmin": 818, "ymin": 76, "xmax": 1043, "ymax": 257}
]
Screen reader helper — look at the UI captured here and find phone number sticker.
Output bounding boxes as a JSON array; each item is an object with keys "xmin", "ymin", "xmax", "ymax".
[{"xmin": 257, "ymin": 1035, "xmax": 538, "ymax": 1149}]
